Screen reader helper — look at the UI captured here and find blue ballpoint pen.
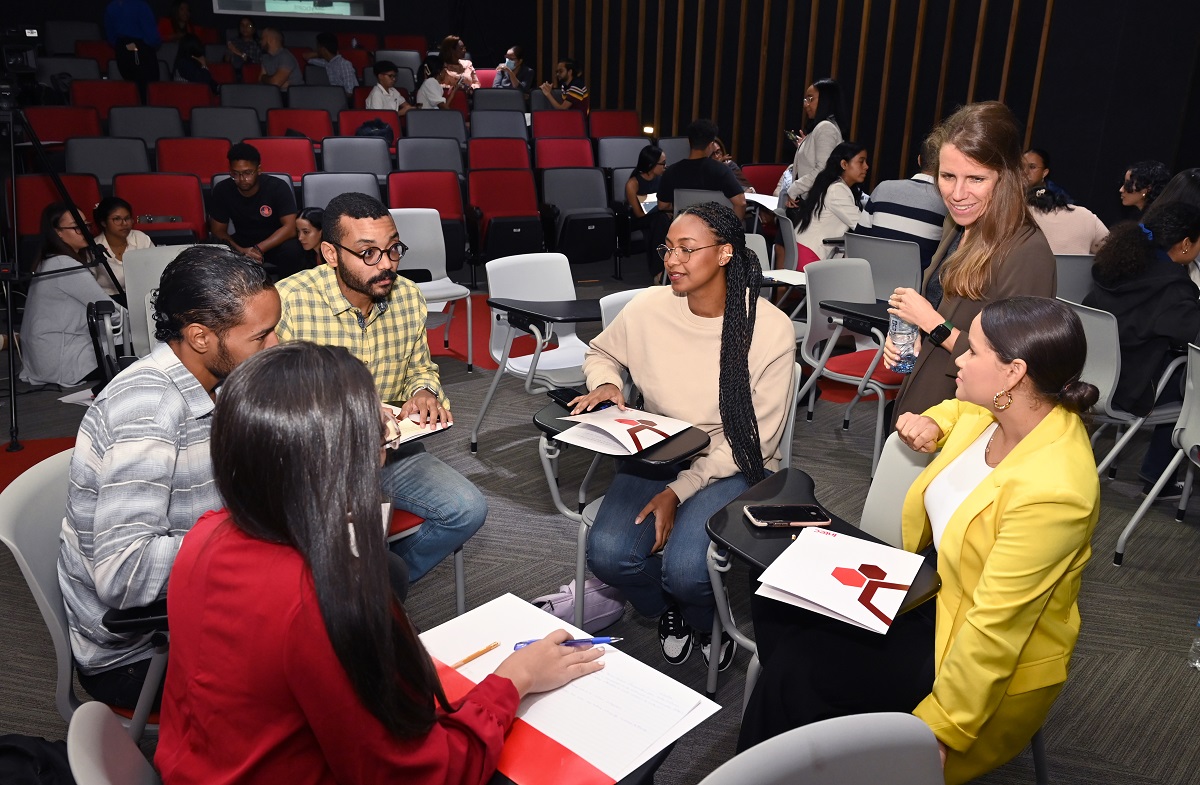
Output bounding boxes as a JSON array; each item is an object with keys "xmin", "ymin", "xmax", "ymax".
[{"xmin": 512, "ymin": 636, "xmax": 624, "ymax": 650}]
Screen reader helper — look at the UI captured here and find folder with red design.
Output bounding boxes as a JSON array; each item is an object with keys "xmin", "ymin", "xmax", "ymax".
[{"xmin": 421, "ymin": 594, "xmax": 719, "ymax": 784}]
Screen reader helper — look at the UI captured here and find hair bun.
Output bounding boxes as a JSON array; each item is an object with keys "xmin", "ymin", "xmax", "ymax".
[{"xmin": 1058, "ymin": 379, "xmax": 1099, "ymax": 414}]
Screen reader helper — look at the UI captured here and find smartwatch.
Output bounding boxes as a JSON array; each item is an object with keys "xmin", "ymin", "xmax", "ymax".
[{"xmin": 927, "ymin": 320, "xmax": 954, "ymax": 348}]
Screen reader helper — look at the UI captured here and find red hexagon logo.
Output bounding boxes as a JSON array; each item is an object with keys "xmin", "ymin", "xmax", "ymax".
[
  {"xmin": 832, "ymin": 566, "xmax": 866, "ymax": 587},
  {"xmin": 859, "ymin": 564, "xmax": 886, "ymax": 580}
]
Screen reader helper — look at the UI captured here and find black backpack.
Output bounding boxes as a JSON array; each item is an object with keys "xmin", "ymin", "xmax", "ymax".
[
  {"xmin": 0, "ymin": 734, "xmax": 75, "ymax": 784},
  {"xmin": 355, "ymin": 118, "xmax": 395, "ymax": 146}
]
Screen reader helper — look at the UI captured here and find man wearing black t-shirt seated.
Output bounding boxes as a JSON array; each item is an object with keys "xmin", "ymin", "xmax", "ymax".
[
  {"xmin": 208, "ymin": 143, "xmax": 307, "ymax": 279},
  {"xmin": 657, "ymin": 119, "xmax": 747, "ymax": 220}
]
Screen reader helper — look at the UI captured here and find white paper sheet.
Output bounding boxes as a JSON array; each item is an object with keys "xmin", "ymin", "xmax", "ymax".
[
  {"xmin": 382, "ymin": 402, "xmax": 451, "ymax": 446},
  {"xmin": 58, "ymin": 389, "xmax": 95, "ymax": 407},
  {"xmin": 554, "ymin": 406, "xmax": 691, "ymax": 455},
  {"xmin": 744, "ymin": 192, "xmax": 781, "ymax": 211},
  {"xmin": 420, "ymin": 593, "xmax": 719, "ymax": 780},
  {"xmin": 762, "ymin": 269, "xmax": 806, "ymax": 286}
]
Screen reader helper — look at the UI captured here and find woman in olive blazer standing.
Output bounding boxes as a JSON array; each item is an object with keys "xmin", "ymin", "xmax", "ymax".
[{"xmin": 885, "ymin": 102, "xmax": 1056, "ymax": 421}]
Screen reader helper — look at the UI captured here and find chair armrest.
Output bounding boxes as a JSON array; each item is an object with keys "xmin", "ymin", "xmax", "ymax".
[{"xmin": 103, "ymin": 599, "xmax": 169, "ymax": 633}]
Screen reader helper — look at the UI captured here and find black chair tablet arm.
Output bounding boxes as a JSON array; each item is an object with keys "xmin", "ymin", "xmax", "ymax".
[{"xmin": 102, "ymin": 598, "xmax": 168, "ymax": 634}]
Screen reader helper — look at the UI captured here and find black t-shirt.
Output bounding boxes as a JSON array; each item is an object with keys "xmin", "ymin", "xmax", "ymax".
[
  {"xmin": 658, "ymin": 157, "xmax": 744, "ymax": 203},
  {"xmin": 208, "ymin": 176, "xmax": 297, "ymax": 246}
]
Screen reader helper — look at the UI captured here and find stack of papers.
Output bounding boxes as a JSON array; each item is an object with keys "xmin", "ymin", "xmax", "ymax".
[
  {"xmin": 421, "ymin": 594, "xmax": 719, "ymax": 784},
  {"xmin": 382, "ymin": 402, "xmax": 451, "ymax": 447},
  {"xmin": 756, "ymin": 527, "xmax": 925, "ymax": 634},
  {"xmin": 553, "ymin": 406, "xmax": 690, "ymax": 456}
]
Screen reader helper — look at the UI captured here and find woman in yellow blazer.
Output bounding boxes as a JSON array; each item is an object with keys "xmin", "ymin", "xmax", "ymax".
[{"xmin": 739, "ymin": 296, "xmax": 1100, "ymax": 785}]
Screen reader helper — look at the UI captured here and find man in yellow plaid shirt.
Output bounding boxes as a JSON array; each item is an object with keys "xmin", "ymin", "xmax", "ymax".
[{"xmin": 275, "ymin": 192, "xmax": 486, "ymax": 581}]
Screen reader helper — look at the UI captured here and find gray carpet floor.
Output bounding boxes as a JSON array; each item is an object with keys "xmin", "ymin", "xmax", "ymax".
[{"xmin": 2, "ymin": 260, "xmax": 1200, "ymax": 783}]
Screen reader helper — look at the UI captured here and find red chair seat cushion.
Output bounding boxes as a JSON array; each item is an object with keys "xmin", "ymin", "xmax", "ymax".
[
  {"xmin": 824, "ymin": 350, "xmax": 906, "ymax": 387},
  {"xmin": 388, "ymin": 509, "xmax": 426, "ymax": 538}
]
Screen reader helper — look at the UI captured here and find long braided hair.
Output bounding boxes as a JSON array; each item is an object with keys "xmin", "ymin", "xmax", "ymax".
[{"xmin": 679, "ymin": 202, "xmax": 766, "ymax": 485}]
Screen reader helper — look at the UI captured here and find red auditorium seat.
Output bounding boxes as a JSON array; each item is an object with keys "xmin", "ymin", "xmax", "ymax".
[
  {"xmin": 534, "ymin": 138, "xmax": 595, "ymax": 169},
  {"xmin": 73, "ymin": 40, "xmax": 115, "ymax": 72},
  {"xmin": 388, "ymin": 170, "xmax": 468, "ymax": 272},
  {"xmin": 147, "ymin": 82, "xmax": 214, "ymax": 122},
  {"xmin": 113, "ymin": 173, "xmax": 209, "ymax": 242},
  {"xmin": 468, "ymin": 138, "xmax": 530, "ymax": 170},
  {"xmin": 69, "ymin": 80, "xmax": 139, "ymax": 122},
  {"xmin": 589, "ymin": 110, "xmax": 642, "ymax": 139},
  {"xmin": 23, "ymin": 106, "xmax": 102, "ymax": 148},
  {"xmin": 156, "ymin": 137, "xmax": 231, "ymax": 186},
  {"xmin": 338, "ymin": 110, "xmax": 401, "ymax": 152},
  {"xmin": 243, "ymin": 137, "xmax": 317, "ymax": 184},
  {"xmin": 532, "ymin": 111, "xmax": 586, "ymax": 139},
  {"xmin": 265, "ymin": 108, "xmax": 334, "ymax": 150}
]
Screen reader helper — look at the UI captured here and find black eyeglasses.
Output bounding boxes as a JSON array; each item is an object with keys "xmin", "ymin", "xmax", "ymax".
[
  {"xmin": 326, "ymin": 240, "xmax": 408, "ymax": 266},
  {"xmin": 657, "ymin": 243, "xmax": 721, "ymax": 262}
]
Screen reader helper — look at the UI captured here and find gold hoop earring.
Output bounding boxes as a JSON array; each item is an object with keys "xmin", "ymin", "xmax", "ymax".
[{"xmin": 993, "ymin": 389, "xmax": 1013, "ymax": 411}]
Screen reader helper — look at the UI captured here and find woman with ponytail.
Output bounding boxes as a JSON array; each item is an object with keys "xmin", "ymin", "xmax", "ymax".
[
  {"xmin": 570, "ymin": 202, "xmax": 795, "ymax": 672},
  {"xmin": 742, "ymin": 296, "xmax": 1101, "ymax": 785},
  {"xmin": 791, "ymin": 141, "xmax": 869, "ymax": 262},
  {"xmin": 1083, "ymin": 202, "xmax": 1200, "ymax": 494},
  {"xmin": 157, "ymin": 343, "xmax": 603, "ymax": 785}
]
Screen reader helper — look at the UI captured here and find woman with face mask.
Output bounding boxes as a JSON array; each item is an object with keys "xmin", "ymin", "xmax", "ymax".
[{"xmin": 493, "ymin": 45, "xmax": 533, "ymax": 92}]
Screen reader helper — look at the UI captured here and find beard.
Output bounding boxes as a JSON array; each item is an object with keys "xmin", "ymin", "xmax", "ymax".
[
  {"xmin": 336, "ymin": 262, "xmax": 397, "ymax": 304},
  {"xmin": 205, "ymin": 336, "xmax": 238, "ymax": 381}
]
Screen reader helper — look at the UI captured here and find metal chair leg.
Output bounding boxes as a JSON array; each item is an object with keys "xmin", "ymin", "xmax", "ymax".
[
  {"xmin": 469, "ymin": 323, "xmax": 517, "ymax": 452},
  {"xmin": 127, "ymin": 637, "xmax": 168, "ymax": 742},
  {"xmin": 1031, "ymin": 727, "xmax": 1048, "ymax": 785},
  {"xmin": 1115, "ymin": 449, "xmax": 1185, "ymax": 564},
  {"xmin": 454, "ymin": 547, "xmax": 466, "ymax": 615}
]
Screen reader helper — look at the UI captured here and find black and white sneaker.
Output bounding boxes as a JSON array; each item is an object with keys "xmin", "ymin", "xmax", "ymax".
[
  {"xmin": 1142, "ymin": 479, "xmax": 1185, "ymax": 503},
  {"xmin": 658, "ymin": 604, "xmax": 693, "ymax": 665},
  {"xmin": 698, "ymin": 629, "xmax": 738, "ymax": 672}
]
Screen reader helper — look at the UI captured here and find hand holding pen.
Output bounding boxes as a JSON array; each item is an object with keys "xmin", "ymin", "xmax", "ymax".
[
  {"xmin": 513, "ymin": 636, "xmax": 623, "ymax": 650},
  {"xmin": 491, "ymin": 630, "xmax": 606, "ymax": 698}
]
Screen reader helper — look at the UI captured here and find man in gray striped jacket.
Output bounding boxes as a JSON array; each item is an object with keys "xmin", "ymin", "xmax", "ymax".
[{"xmin": 58, "ymin": 246, "xmax": 281, "ymax": 709}]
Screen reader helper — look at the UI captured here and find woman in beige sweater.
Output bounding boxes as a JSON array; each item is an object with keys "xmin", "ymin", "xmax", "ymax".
[{"xmin": 569, "ymin": 202, "xmax": 796, "ymax": 672}]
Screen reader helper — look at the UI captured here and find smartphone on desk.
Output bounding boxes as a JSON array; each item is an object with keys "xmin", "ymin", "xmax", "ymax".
[
  {"xmin": 743, "ymin": 504, "xmax": 831, "ymax": 528},
  {"xmin": 547, "ymin": 387, "xmax": 614, "ymax": 411}
]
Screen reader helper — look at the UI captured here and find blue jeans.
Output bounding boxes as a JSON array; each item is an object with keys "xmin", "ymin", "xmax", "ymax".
[
  {"xmin": 382, "ymin": 444, "xmax": 487, "ymax": 582},
  {"xmin": 586, "ymin": 464, "xmax": 750, "ymax": 631}
]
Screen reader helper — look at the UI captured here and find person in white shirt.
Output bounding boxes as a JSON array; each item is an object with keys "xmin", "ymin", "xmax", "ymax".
[
  {"xmin": 93, "ymin": 196, "xmax": 154, "ymax": 298},
  {"xmin": 793, "ymin": 141, "xmax": 869, "ymax": 262},
  {"xmin": 415, "ymin": 55, "xmax": 463, "ymax": 110},
  {"xmin": 365, "ymin": 60, "xmax": 412, "ymax": 117}
]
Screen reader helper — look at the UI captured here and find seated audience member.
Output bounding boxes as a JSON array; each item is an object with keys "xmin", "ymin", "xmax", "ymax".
[
  {"xmin": 785, "ymin": 77, "xmax": 844, "ymax": 202},
  {"xmin": 366, "ymin": 60, "xmax": 413, "ymax": 116},
  {"xmin": 853, "ymin": 135, "xmax": 948, "ymax": 270},
  {"xmin": 93, "ymin": 196, "xmax": 154, "ymax": 297},
  {"xmin": 226, "ymin": 16, "xmax": 260, "ymax": 80},
  {"xmin": 173, "ymin": 33, "xmax": 218, "ymax": 94},
  {"xmin": 711, "ymin": 138, "xmax": 753, "ymax": 191},
  {"xmin": 575, "ymin": 202, "xmax": 794, "ymax": 671},
  {"xmin": 493, "ymin": 45, "xmax": 534, "ymax": 92},
  {"xmin": 58, "ymin": 247, "xmax": 279, "ymax": 709},
  {"xmin": 625, "ymin": 145, "xmax": 672, "ymax": 281},
  {"xmin": 274, "ymin": 192, "xmax": 488, "ymax": 581},
  {"xmin": 439, "ymin": 34, "xmax": 480, "ymax": 90},
  {"xmin": 1144, "ymin": 168, "xmax": 1200, "ymax": 288},
  {"xmin": 157, "ymin": 0, "xmax": 194, "ymax": 43},
  {"xmin": 1119, "ymin": 160, "xmax": 1171, "ymax": 218},
  {"xmin": 156, "ymin": 341, "xmax": 603, "ymax": 784},
  {"xmin": 1022, "ymin": 147, "xmax": 1073, "ymax": 203},
  {"xmin": 1083, "ymin": 203, "xmax": 1200, "ymax": 498},
  {"xmin": 305, "ymin": 32, "xmax": 358, "ymax": 95},
  {"xmin": 792, "ymin": 142, "xmax": 868, "ymax": 262},
  {"xmin": 1026, "ymin": 185, "xmax": 1108, "ymax": 255},
  {"xmin": 207, "ymin": 142, "xmax": 307, "ymax": 279},
  {"xmin": 657, "ymin": 119, "xmax": 747, "ymax": 220},
  {"xmin": 296, "ymin": 206, "xmax": 324, "ymax": 267},
  {"xmin": 539, "ymin": 58, "xmax": 589, "ymax": 112},
  {"xmin": 19, "ymin": 204, "xmax": 121, "ymax": 388},
  {"xmin": 416, "ymin": 56, "xmax": 462, "ymax": 110},
  {"xmin": 259, "ymin": 27, "xmax": 303, "ymax": 90},
  {"xmin": 741, "ymin": 296, "xmax": 1101, "ymax": 785}
]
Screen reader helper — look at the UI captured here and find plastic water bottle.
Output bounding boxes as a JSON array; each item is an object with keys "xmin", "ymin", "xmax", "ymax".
[
  {"xmin": 888, "ymin": 314, "xmax": 918, "ymax": 374},
  {"xmin": 1189, "ymin": 617, "xmax": 1200, "ymax": 670}
]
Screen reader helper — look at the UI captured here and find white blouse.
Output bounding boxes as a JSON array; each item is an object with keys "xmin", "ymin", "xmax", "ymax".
[{"xmin": 923, "ymin": 423, "xmax": 997, "ymax": 551}]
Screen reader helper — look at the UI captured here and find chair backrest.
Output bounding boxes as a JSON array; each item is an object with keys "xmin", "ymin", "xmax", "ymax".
[
  {"xmin": 74, "ymin": 39, "xmax": 114, "ymax": 69},
  {"xmin": 304, "ymin": 64, "xmax": 331, "ymax": 86},
  {"xmin": 740, "ymin": 163, "xmax": 787, "ymax": 195},
  {"xmin": 265, "ymin": 108, "xmax": 334, "ymax": 141},
  {"xmin": 387, "ymin": 170, "xmax": 465, "ymax": 219},
  {"xmin": 12, "ymin": 174, "xmax": 103, "ymax": 238},
  {"xmin": 469, "ymin": 169, "xmax": 539, "ymax": 216},
  {"xmin": 469, "ymin": 138, "xmax": 531, "ymax": 170},
  {"xmin": 532, "ymin": 110, "xmax": 587, "ymax": 139},
  {"xmin": 470, "ymin": 110, "xmax": 529, "ymax": 140},
  {"xmin": 301, "ymin": 172, "xmax": 379, "ymax": 209},
  {"xmin": 124, "ymin": 245, "xmax": 193, "ymax": 357},
  {"xmin": 779, "ymin": 362, "xmax": 803, "ymax": 467},
  {"xmin": 383, "ymin": 36, "xmax": 426, "ymax": 52},
  {"xmin": 1060, "ymin": 298, "xmax": 1122, "ymax": 419},
  {"xmin": 36, "ymin": 56, "xmax": 101, "ymax": 85},
  {"xmin": 67, "ymin": 701, "xmax": 163, "ymax": 785},
  {"xmin": 536, "ymin": 138, "xmax": 595, "ymax": 169},
  {"xmin": 528, "ymin": 88, "xmax": 561, "ymax": 112},
  {"xmin": 658, "ymin": 136, "xmax": 691, "ymax": 165},
  {"xmin": 156, "ymin": 137, "xmax": 231, "ymax": 185},
  {"xmin": 589, "ymin": 110, "xmax": 642, "ymax": 139},
  {"xmin": 774, "ymin": 211, "xmax": 800, "ymax": 272},
  {"xmin": 472, "ymin": 88, "xmax": 527, "ymax": 112},
  {"xmin": 860, "ymin": 432, "xmax": 935, "ymax": 545},
  {"xmin": 1173, "ymin": 344, "xmax": 1200, "ymax": 455},
  {"xmin": 674, "ymin": 188, "xmax": 733, "ymax": 215},
  {"xmin": 0, "ymin": 448, "xmax": 80, "ymax": 722},
  {"xmin": 69, "ymin": 80, "xmax": 139, "ymax": 122},
  {"xmin": 800, "ymin": 258, "xmax": 877, "ymax": 368},
  {"xmin": 485, "ymin": 253, "xmax": 577, "ymax": 361},
  {"xmin": 113, "ymin": 173, "xmax": 208, "ymax": 241},
  {"xmin": 696, "ymin": 712, "xmax": 942, "ymax": 785},
  {"xmin": 321, "ymin": 136, "xmax": 391, "ymax": 177},
  {"xmin": 746, "ymin": 234, "xmax": 771, "ymax": 272},
  {"xmin": 44, "ymin": 21, "xmax": 102, "ymax": 55},
  {"xmin": 24, "ymin": 106, "xmax": 102, "ymax": 144},
  {"xmin": 337, "ymin": 109, "xmax": 401, "ymax": 145},
  {"xmin": 843, "ymin": 234, "xmax": 922, "ymax": 299},
  {"xmin": 286, "ymin": 85, "xmax": 347, "ymax": 118},
  {"xmin": 597, "ymin": 136, "xmax": 651, "ymax": 170},
  {"xmin": 475, "ymin": 68, "xmax": 498, "ymax": 88},
  {"xmin": 1055, "ymin": 254, "xmax": 1094, "ymax": 304},
  {"xmin": 65, "ymin": 137, "xmax": 150, "ymax": 188},
  {"xmin": 243, "ymin": 137, "xmax": 317, "ymax": 183},
  {"xmin": 377, "ymin": 49, "xmax": 423, "ymax": 81},
  {"xmin": 542, "ymin": 168, "xmax": 609, "ymax": 212},
  {"xmin": 599, "ymin": 288, "xmax": 645, "ymax": 328},
  {"xmin": 389, "ymin": 208, "xmax": 449, "ymax": 280},
  {"xmin": 107, "ymin": 107, "xmax": 185, "ymax": 151},
  {"xmin": 405, "ymin": 110, "xmax": 467, "ymax": 145},
  {"xmin": 394, "ymin": 137, "xmax": 464, "ymax": 175},
  {"xmin": 146, "ymin": 81, "xmax": 213, "ymax": 122},
  {"xmin": 220, "ymin": 83, "xmax": 283, "ymax": 122},
  {"xmin": 190, "ymin": 106, "xmax": 262, "ymax": 144}
]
